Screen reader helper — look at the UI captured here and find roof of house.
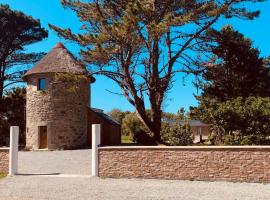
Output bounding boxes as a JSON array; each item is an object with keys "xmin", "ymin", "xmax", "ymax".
[
  {"xmin": 22, "ymin": 42, "xmax": 88, "ymax": 79},
  {"xmin": 179, "ymin": 120, "xmax": 209, "ymax": 127},
  {"xmin": 89, "ymin": 107, "xmax": 120, "ymax": 125}
]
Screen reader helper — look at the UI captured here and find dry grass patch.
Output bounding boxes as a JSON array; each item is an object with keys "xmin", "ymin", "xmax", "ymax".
[{"xmin": 0, "ymin": 173, "xmax": 6, "ymax": 179}]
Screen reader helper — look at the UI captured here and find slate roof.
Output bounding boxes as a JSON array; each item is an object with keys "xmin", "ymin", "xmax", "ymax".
[
  {"xmin": 23, "ymin": 42, "xmax": 88, "ymax": 79},
  {"xmin": 179, "ymin": 120, "xmax": 209, "ymax": 127},
  {"xmin": 90, "ymin": 107, "xmax": 120, "ymax": 125}
]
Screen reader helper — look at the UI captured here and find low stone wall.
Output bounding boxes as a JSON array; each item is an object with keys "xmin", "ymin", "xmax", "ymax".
[
  {"xmin": 0, "ymin": 148, "xmax": 9, "ymax": 174},
  {"xmin": 99, "ymin": 146, "xmax": 270, "ymax": 183}
]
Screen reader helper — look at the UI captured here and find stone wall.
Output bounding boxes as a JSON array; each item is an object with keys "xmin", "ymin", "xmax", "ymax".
[
  {"xmin": 26, "ymin": 73, "xmax": 90, "ymax": 150},
  {"xmin": 99, "ymin": 146, "xmax": 270, "ymax": 183},
  {"xmin": 0, "ymin": 148, "xmax": 9, "ymax": 174}
]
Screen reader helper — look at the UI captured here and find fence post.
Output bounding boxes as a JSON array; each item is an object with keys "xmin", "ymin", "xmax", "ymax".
[
  {"xmin": 9, "ymin": 126, "xmax": 19, "ymax": 175},
  {"xmin": 92, "ymin": 124, "xmax": 101, "ymax": 177}
]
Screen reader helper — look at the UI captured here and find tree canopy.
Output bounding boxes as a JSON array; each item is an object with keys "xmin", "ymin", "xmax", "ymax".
[
  {"xmin": 197, "ymin": 26, "xmax": 270, "ymax": 103},
  {"xmin": 193, "ymin": 26, "xmax": 270, "ymax": 145},
  {"xmin": 50, "ymin": 0, "xmax": 263, "ymax": 143},
  {"xmin": 0, "ymin": 4, "xmax": 48, "ymax": 98},
  {"xmin": 0, "ymin": 87, "xmax": 26, "ymax": 146},
  {"xmin": 196, "ymin": 97, "xmax": 270, "ymax": 145}
]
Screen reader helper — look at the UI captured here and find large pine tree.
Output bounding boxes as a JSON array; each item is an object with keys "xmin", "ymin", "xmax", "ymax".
[
  {"xmin": 198, "ymin": 26, "xmax": 270, "ymax": 103},
  {"xmin": 194, "ymin": 27, "xmax": 270, "ymax": 145},
  {"xmin": 50, "ymin": 0, "xmax": 263, "ymax": 143},
  {"xmin": 0, "ymin": 4, "xmax": 48, "ymax": 99}
]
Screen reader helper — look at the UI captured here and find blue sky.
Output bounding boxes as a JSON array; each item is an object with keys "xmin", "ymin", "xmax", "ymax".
[{"xmin": 1, "ymin": 0, "xmax": 269, "ymax": 113}]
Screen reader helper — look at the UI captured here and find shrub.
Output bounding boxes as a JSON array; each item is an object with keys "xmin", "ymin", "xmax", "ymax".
[
  {"xmin": 122, "ymin": 112, "xmax": 155, "ymax": 145},
  {"xmin": 0, "ymin": 88, "xmax": 26, "ymax": 146},
  {"xmin": 161, "ymin": 123, "xmax": 193, "ymax": 146},
  {"xmin": 122, "ymin": 113, "xmax": 147, "ymax": 136},
  {"xmin": 107, "ymin": 109, "xmax": 131, "ymax": 134},
  {"xmin": 197, "ymin": 97, "xmax": 270, "ymax": 145},
  {"xmin": 132, "ymin": 130, "xmax": 156, "ymax": 145}
]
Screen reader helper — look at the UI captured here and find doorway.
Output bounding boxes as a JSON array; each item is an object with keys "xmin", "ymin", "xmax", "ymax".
[{"xmin": 39, "ymin": 126, "xmax": 48, "ymax": 149}]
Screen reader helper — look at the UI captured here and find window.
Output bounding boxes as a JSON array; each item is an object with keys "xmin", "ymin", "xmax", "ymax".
[{"xmin": 38, "ymin": 78, "xmax": 46, "ymax": 91}]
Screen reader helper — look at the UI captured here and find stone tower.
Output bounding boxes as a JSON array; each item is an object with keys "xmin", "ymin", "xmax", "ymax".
[{"xmin": 23, "ymin": 43, "xmax": 92, "ymax": 150}]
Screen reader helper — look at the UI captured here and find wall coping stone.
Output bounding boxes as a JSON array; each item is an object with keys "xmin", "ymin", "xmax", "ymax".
[
  {"xmin": 99, "ymin": 145, "xmax": 270, "ymax": 151},
  {"xmin": 0, "ymin": 147, "xmax": 9, "ymax": 151}
]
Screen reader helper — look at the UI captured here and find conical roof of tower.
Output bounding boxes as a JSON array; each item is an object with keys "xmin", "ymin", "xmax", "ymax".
[{"xmin": 23, "ymin": 42, "xmax": 88, "ymax": 79}]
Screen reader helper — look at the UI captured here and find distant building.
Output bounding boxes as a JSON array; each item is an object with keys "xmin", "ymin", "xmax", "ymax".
[
  {"xmin": 22, "ymin": 43, "xmax": 120, "ymax": 150},
  {"xmin": 180, "ymin": 120, "xmax": 210, "ymax": 143},
  {"xmin": 87, "ymin": 108, "xmax": 121, "ymax": 146}
]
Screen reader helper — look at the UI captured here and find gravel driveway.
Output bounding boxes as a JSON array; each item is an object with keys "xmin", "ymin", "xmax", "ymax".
[
  {"xmin": 0, "ymin": 176, "xmax": 270, "ymax": 200},
  {"xmin": 18, "ymin": 149, "xmax": 92, "ymax": 175},
  {"xmin": 0, "ymin": 150, "xmax": 269, "ymax": 200}
]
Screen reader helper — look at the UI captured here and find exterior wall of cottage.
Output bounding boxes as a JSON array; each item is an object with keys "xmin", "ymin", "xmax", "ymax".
[
  {"xmin": 25, "ymin": 73, "xmax": 90, "ymax": 150},
  {"xmin": 0, "ymin": 148, "xmax": 9, "ymax": 174},
  {"xmin": 99, "ymin": 146, "xmax": 270, "ymax": 183},
  {"xmin": 191, "ymin": 126, "xmax": 210, "ymax": 143},
  {"xmin": 87, "ymin": 108, "xmax": 121, "ymax": 146}
]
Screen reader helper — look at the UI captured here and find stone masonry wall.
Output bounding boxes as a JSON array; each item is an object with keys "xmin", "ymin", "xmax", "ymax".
[
  {"xmin": 26, "ymin": 73, "xmax": 89, "ymax": 150},
  {"xmin": 0, "ymin": 148, "xmax": 9, "ymax": 174},
  {"xmin": 99, "ymin": 146, "xmax": 270, "ymax": 183}
]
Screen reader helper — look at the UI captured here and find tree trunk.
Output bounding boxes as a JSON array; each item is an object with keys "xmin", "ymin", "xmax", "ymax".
[
  {"xmin": 151, "ymin": 116, "xmax": 162, "ymax": 143},
  {"xmin": 0, "ymin": 79, "xmax": 4, "ymax": 100},
  {"xmin": 135, "ymin": 105, "xmax": 163, "ymax": 144}
]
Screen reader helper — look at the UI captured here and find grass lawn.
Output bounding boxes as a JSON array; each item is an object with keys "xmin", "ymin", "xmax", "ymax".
[
  {"xmin": 121, "ymin": 135, "xmax": 134, "ymax": 144},
  {"xmin": 0, "ymin": 173, "xmax": 7, "ymax": 179}
]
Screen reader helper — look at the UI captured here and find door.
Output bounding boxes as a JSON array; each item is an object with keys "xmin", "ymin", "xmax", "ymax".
[{"xmin": 39, "ymin": 126, "xmax": 48, "ymax": 149}]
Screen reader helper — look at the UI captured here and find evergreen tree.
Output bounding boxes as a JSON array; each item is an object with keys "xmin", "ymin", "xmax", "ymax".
[
  {"xmin": 0, "ymin": 4, "xmax": 48, "ymax": 99},
  {"xmin": 107, "ymin": 109, "xmax": 131, "ymax": 125},
  {"xmin": 50, "ymin": 0, "xmax": 263, "ymax": 143},
  {"xmin": 198, "ymin": 26, "xmax": 270, "ymax": 102},
  {"xmin": 194, "ymin": 27, "xmax": 270, "ymax": 145},
  {"xmin": 0, "ymin": 87, "xmax": 26, "ymax": 146}
]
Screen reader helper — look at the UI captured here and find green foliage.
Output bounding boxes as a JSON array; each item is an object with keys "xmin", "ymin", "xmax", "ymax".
[
  {"xmin": 199, "ymin": 26, "xmax": 270, "ymax": 102},
  {"xmin": 0, "ymin": 173, "xmax": 6, "ymax": 179},
  {"xmin": 118, "ymin": 109, "xmax": 185, "ymax": 136},
  {"xmin": 107, "ymin": 109, "xmax": 131, "ymax": 126},
  {"xmin": 54, "ymin": 72, "xmax": 87, "ymax": 94},
  {"xmin": 50, "ymin": 0, "xmax": 262, "ymax": 143},
  {"xmin": 121, "ymin": 112, "xmax": 156, "ymax": 145},
  {"xmin": 121, "ymin": 135, "xmax": 134, "ymax": 144},
  {"xmin": 122, "ymin": 112, "xmax": 148, "ymax": 138},
  {"xmin": 0, "ymin": 87, "xmax": 26, "ymax": 146},
  {"xmin": 121, "ymin": 110, "xmax": 193, "ymax": 145},
  {"xmin": 195, "ymin": 27, "xmax": 270, "ymax": 145},
  {"xmin": 0, "ymin": 118, "xmax": 9, "ymax": 146},
  {"xmin": 132, "ymin": 130, "xmax": 157, "ymax": 145},
  {"xmin": 162, "ymin": 108, "xmax": 185, "ymax": 123},
  {"xmin": 161, "ymin": 123, "xmax": 193, "ymax": 146},
  {"xmin": 197, "ymin": 97, "xmax": 270, "ymax": 145},
  {"xmin": 0, "ymin": 4, "xmax": 48, "ymax": 98}
]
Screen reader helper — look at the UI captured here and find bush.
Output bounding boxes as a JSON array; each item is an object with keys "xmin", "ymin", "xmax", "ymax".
[
  {"xmin": 107, "ymin": 109, "xmax": 131, "ymax": 133},
  {"xmin": 197, "ymin": 97, "xmax": 270, "ymax": 145},
  {"xmin": 122, "ymin": 112, "xmax": 155, "ymax": 145},
  {"xmin": 0, "ymin": 119, "xmax": 9, "ymax": 146},
  {"xmin": 122, "ymin": 113, "xmax": 147, "ymax": 136},
  {"xmin": 0, "ymin": 88, "xmax": 26, "ymax": 146},
  {"xmin": 132, "ymin": 130, "xmax": 156, "ymax": 145},
  {"xmin": 161, "ymin": 123, "xmax": 193, "ymax": 146}
]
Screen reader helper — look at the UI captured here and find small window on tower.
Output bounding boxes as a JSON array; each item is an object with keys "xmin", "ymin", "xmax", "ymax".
[{"xmin": 38, "ymin": 78, "xmax": 46, "ymax": 91}]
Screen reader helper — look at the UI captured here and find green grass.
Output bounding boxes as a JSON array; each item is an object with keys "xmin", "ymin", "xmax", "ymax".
[
  {"xmin": 0, "ymin": 173, "xmax": 7, "ymax": 179},
  {"xmin": 121, "ymin": 135, "xmax": 134, "ymax": 144}
]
